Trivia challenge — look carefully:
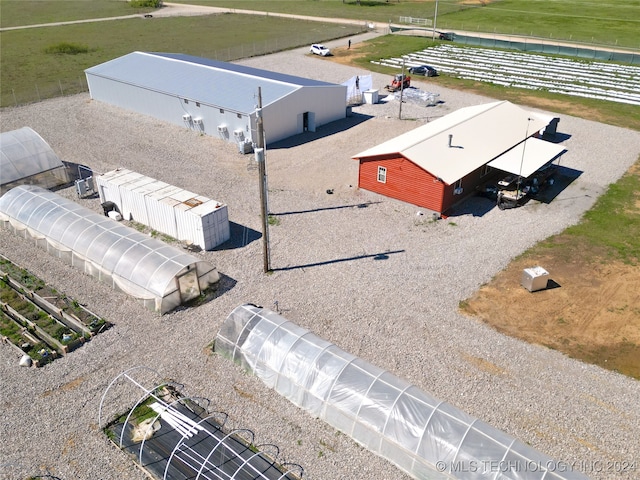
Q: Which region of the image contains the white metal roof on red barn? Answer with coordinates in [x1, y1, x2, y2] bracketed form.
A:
[353, 101, 564, 185]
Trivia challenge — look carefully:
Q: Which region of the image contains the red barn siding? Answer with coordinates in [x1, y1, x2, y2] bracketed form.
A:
[440, 166, 498, 213]
[358, 156, 445, 212]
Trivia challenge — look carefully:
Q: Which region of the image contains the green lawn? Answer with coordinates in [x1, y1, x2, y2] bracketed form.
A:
[0, 0, 154, 28]
[0, 0, 638, 129]
[174, 0, 640, 48]
[0, 13, 364, 106]
[564, 166, 640, 264]
[5, 1, 636, 48]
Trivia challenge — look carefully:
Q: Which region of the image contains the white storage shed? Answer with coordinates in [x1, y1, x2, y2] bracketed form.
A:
[96, 168, 230, 250]
[85, 52, 348, 148]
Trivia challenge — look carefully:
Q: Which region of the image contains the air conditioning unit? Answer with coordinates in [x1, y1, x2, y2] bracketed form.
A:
[75, 176, 94, 197]
[182, 113, 192, 122]
[454, 187, 464, 195]
[217, 125, 227, 133]
[233, 129, 244, 141]
[193, 118, 203, 126]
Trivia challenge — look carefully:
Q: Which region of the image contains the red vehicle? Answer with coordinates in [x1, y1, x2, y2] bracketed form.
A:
[386, 73, 411, 92]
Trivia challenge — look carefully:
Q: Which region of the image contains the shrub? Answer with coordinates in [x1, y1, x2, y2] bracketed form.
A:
[130, 0, 163, 8]
[44, 42, 89, 55]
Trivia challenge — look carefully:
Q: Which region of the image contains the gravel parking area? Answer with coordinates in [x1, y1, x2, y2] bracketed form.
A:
[1, 42, 639, 480]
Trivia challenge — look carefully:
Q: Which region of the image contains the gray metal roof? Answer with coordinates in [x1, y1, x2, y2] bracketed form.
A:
[85, 51, 338, 114]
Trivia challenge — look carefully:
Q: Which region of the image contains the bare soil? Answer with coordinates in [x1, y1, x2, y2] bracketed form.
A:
[461, 252, 640, 379]
[458, 161, 640, 381]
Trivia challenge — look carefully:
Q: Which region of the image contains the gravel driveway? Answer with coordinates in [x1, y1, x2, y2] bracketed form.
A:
[1, 41, 639, 480]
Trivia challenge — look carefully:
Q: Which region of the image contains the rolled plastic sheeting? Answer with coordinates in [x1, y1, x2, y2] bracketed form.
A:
[216, 304, 590, 480]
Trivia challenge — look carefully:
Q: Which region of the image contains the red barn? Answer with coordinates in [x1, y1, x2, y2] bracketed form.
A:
[352, 101, 565, 216]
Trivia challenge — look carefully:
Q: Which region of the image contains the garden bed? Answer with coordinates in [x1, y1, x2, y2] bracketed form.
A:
[0, 254, 111, 367]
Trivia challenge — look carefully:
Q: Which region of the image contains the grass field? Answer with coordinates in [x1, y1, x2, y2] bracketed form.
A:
[0, 0, 153, 28]
[175, 0, 640, 48]
[0, 11, 364, 107]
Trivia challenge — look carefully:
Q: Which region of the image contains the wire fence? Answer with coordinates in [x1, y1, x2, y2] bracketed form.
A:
[390, 24, 640, 65]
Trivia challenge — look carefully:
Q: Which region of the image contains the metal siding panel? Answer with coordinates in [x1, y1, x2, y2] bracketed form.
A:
[87, 55, 344, 146]
[86, 52, 313, 115]
[174, 199, 198, 247]
[146, 185, 181, 237]
[120, 177, 157, 223]
[96, 169, 143, 217]
[95, 174, 122, 207]
[97, 169, 230, 250]
[152, 197, 179, 238]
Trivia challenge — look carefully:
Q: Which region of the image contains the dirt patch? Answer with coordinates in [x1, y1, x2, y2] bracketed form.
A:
[329, 44, 369, 66]
[461, 247, 640, 379]
[517, 95, 609, 124]
[42, 377, 85, 397]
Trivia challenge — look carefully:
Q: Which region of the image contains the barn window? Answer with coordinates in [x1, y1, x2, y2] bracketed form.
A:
[196, 102, 201, 107]
[219, 108, 224, 114]
[237, 113, 242, 119]
[377, 166, 387, 183]
[453, 179, 464, 195]
[184, 99, 189, 104]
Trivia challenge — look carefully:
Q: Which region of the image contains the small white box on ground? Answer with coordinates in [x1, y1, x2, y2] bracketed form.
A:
[521, 266, 549, 292]
[363, 89, 379, 104]
[107, 210, 123, 221]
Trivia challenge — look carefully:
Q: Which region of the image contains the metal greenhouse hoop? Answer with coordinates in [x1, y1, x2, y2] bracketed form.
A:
[101, 367, 306, 480]
[139, 395, 211, 467]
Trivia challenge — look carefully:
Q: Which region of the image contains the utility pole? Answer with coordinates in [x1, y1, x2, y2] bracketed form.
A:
[516, 117, 533, 198]
[398, 58, 406, 120]
[432, 0, 439, 40]
[255, 87, 271, 272]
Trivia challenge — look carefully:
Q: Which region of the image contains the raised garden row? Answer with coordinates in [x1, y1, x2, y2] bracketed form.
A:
[373, 45, 640, 106]
[0, 255, 111, 367]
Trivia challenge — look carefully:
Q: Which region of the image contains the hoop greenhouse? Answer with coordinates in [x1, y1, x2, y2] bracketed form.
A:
[0, 185, 219, 313]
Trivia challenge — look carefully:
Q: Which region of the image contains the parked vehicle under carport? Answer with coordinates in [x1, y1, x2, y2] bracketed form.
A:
[496, 161, 557, 210]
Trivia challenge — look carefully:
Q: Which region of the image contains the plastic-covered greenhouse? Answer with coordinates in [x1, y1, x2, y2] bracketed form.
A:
[0, 185, 219, 313]
[0, 127, 70, 195]
[216, 304, 589, 480]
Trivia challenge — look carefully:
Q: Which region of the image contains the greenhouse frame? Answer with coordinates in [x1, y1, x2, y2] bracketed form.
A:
[99, 366, 305, 480]
[0, 127, 70, 195]
[0, 185, 219, 314]
[215, 304, 590, 480]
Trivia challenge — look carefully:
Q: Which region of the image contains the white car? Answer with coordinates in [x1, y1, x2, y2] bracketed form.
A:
[310, 44, 330, 56]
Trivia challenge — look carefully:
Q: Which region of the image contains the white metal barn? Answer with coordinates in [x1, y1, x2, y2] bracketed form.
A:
[84, 52, 348, 149]
[96, 168, 230, 251]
